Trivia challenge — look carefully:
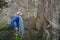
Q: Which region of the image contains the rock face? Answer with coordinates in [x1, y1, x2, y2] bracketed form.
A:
[0, 0, 60, 40]
[37, 0, 60, 40]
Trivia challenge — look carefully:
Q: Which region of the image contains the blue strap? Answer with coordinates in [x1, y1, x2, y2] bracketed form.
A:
[19, 16, 24, 37]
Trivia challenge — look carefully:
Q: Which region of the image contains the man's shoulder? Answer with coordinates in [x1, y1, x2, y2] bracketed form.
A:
[16, 16, 19, 17]
[16, 16, 22, 18]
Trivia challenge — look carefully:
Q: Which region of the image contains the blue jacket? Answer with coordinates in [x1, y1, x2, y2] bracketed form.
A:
[11, 16, 19, 28]
[10, 16, 24, 36]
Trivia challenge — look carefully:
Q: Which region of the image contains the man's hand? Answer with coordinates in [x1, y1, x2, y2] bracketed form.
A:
[15, 27, 18, 30]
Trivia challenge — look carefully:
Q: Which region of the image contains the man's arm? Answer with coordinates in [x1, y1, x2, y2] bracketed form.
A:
[10, 16, 19, 28]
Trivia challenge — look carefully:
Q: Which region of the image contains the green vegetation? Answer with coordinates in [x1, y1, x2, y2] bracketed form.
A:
[0, 24, 15, 40]
[0, 0, 8, 8]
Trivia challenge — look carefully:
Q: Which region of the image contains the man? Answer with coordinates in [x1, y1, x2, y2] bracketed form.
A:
[10, 11, 24, 37]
